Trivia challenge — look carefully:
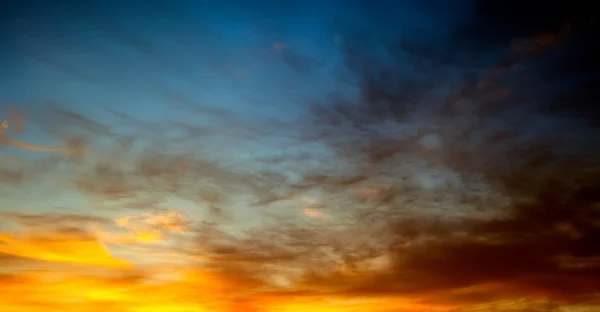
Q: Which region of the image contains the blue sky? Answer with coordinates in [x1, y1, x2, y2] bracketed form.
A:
[0, 0, 460, 215]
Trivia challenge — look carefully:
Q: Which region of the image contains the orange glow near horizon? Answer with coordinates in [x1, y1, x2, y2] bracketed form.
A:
[0, 208, 598, 312]
[0, 211, 454, 312]
[0, 270, 451, 312]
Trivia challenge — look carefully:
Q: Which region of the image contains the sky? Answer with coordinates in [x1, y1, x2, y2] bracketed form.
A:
[1, 0, 599, 311]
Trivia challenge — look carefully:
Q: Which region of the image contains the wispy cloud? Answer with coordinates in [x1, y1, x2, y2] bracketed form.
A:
[1, 0, 599, 311]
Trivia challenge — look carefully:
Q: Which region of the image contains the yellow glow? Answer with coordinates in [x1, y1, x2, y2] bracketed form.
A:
[0, 224, 447, 312]
[0, 233, 130, 268]
[0, 268, 452, 312]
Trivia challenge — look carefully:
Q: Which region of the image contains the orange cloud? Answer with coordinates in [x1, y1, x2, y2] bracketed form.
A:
[1, 110, 84, 156]
[110, 211, 190, 245]
[303, 208, 328, 219]
[116, 211, 189, 233]
[0, 232, 130, 268]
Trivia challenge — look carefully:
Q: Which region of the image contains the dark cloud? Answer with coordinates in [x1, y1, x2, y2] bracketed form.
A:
[260, 0, 600, 306]
[3, 212, 112, 227]
[470, 0, 600, 125]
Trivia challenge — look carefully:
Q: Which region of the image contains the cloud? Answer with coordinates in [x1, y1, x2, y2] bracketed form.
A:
[276, 5, 600, 307]
[109, 210, 191, 245]
[0, 232, 130, 268]
[3, 212, 112, 227]
[115, 211, 189, 233]
[302, 208, 328, 219]
[1, 1, 599, 311]
[0, 212, 129, 268]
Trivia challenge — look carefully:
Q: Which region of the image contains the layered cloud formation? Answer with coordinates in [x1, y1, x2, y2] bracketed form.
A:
[1, 0, 599, 311]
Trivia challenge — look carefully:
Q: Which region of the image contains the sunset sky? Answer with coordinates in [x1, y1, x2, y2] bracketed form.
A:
[1, 1, 599, 311]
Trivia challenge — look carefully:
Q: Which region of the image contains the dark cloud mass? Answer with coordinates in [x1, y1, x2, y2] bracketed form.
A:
[292, 0, 600, 304]
[1, 0, 599, 311]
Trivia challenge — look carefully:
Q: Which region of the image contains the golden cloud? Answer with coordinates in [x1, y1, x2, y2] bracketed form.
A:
[0, 232, 130, 268]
